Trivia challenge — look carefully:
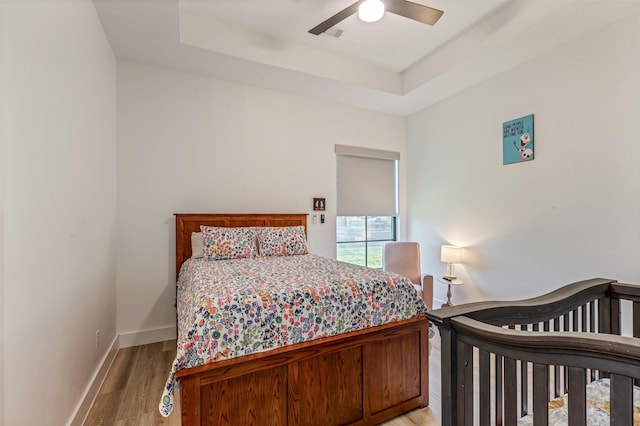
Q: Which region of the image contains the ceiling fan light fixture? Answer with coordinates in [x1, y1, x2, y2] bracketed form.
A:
[358, 0, 385, 23]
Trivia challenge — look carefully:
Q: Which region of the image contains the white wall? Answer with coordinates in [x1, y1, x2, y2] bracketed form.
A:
[1, 1, 117, 425]
[116, 62, 407, 340]
[407, 13, 640, 306]
[0, 11, 4, 426]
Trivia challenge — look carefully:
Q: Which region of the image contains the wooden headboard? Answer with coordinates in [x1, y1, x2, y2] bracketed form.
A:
[174, 213, 308, 277]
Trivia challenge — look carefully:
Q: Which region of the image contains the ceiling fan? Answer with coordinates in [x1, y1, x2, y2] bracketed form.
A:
[308, 0, 444, 35]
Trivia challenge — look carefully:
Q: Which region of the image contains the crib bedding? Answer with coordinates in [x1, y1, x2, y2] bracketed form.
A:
[159, 253, 427, 417]
[518, 378, 640, 426]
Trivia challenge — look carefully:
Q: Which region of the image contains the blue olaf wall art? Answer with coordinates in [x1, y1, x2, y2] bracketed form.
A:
[503, 114, 534, 165]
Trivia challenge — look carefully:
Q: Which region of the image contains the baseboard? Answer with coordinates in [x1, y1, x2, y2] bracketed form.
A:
[68, 326, 176, 425]
[118, 325, 176, 348]
[68, 334, 119, 426]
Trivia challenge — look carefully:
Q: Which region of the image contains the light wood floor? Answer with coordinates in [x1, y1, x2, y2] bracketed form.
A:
[84, 332, 442, 425]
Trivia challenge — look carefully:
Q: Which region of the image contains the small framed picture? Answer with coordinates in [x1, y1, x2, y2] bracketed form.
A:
[503, 114, 534, 165]
[313, 198, 326, 211]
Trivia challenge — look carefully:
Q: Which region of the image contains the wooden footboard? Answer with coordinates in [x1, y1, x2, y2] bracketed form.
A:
[427, 278, 640, 426]
[177, 317, 430, 426]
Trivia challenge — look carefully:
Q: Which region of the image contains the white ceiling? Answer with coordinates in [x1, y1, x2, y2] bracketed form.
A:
[180, 0, 508, 71]
[94, 0, 640, 116]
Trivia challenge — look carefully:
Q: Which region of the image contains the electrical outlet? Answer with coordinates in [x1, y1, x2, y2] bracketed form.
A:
[95, 329, 101, 349]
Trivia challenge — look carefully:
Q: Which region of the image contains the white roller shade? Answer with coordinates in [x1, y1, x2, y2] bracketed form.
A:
[336, 145, 398, 217]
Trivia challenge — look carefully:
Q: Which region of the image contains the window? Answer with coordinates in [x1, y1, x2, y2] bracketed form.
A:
[336, 216, 397, 268]
[335, 145, 399, 268]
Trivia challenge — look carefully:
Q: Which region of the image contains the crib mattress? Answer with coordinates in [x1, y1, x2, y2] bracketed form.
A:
[518, 378, 640, 426]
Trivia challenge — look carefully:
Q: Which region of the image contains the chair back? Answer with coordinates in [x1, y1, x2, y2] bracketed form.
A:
[383, 242, 421, 285]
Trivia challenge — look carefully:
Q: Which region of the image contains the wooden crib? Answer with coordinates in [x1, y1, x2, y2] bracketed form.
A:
[426, 278, 640, 426]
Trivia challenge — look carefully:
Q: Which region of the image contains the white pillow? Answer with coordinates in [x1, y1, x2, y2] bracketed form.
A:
[191, 232, 204, 259]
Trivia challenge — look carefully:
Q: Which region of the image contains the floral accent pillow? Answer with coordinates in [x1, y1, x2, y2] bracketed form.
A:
[200, 226, 258, 260]
[257, 226, 308, 257]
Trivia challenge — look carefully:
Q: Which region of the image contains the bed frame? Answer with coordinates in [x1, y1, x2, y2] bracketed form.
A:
[174, 213, 430, 426]
[426, 278, 640, 426]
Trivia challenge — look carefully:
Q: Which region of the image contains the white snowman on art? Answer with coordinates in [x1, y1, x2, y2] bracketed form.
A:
[514, 133, 533, 161]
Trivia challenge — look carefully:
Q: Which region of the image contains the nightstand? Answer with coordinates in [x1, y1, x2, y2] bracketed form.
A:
[437, 277, 464, 308]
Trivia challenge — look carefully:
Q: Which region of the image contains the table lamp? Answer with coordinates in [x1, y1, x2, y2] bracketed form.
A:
[441, 245, 463, 280]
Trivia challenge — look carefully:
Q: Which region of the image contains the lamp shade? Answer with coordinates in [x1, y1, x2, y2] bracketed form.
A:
[441, 245, 463, 264]
[358, 0, 385, 22]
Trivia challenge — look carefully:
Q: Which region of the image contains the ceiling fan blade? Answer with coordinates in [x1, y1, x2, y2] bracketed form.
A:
[308, 1, 361, 35]
[385, 0, 443, 26]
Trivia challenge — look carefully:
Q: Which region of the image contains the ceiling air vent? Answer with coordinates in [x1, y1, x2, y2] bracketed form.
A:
[324, 28, 344, 38]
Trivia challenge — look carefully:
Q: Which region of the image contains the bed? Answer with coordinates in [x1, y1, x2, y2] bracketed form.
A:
[161, 213, 431, 426]
[426, 278, 640, 426]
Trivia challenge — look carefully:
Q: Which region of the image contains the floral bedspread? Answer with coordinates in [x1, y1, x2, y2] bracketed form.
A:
[159, 254, 427, 416]
[518, 378, 640, 426]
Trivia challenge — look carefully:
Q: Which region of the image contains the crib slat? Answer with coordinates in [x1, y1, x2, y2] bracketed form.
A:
[440, 328, 453, 426]
[599, 298, 612, 380]
[521, 359, 529, 417]
[463, 344, 474, 426]
[600, 296, 611, 334]
[553, 365, 561, 398]
[533, 363, 549, 426]
[581, 305, 595, 390]
[519, 323, 530, 418]
[455, 340, 465, 426]
[504, 357, 517, 425]
[604, 299, 619, 380]
[495, 355, 503, 426]
[479, 349, 490, 426]
[457, 341, 473, 426]
[611, 297, 620, 336]
[563, 314, 570, 393]
[610, 373, 633, 426]
[635, 302, 640, 387]
[553, 318, 561, 397]
[534, 320, 553, 392]
[633, 301, 640, 338]
[567, 367, 586, 426]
